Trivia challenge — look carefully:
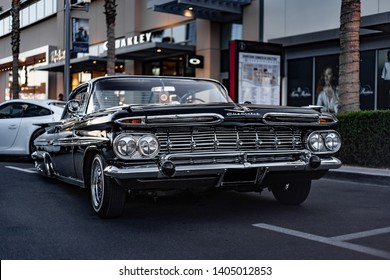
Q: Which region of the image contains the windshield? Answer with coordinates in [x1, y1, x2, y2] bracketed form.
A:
[87, 77, 231, 113]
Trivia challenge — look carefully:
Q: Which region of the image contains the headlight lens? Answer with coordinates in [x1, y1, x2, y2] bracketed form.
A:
[325, 132, 341, 151]
[116, 137, 137, 157]
[307, 130, 341, 153]
[308, 132, 324, 152]
[113, 134, 159, 159]
[139, 135, 159, 157]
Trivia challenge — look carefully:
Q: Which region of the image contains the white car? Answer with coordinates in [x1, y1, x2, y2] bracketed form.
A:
[0, 99, 65, 157]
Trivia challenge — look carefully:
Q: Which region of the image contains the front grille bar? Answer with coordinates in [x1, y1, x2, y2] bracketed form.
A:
[156, 127, 303, 154]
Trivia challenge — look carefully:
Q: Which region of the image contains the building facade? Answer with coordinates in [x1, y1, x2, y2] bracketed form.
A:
[0, 0, 389, 110]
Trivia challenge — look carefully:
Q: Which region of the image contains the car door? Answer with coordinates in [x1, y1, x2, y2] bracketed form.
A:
[50, 85, 90, 181]
[0, 102, 24, 151]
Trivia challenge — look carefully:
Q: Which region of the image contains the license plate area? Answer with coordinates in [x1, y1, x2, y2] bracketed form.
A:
[221, 168, 259, 186]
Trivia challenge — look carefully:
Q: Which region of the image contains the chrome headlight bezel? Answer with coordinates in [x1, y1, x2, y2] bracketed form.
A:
[324, 132, 341, 151]
[138, 135, 159, 158]
[113, 133, 160, 160]
[306, 130, 341, 154]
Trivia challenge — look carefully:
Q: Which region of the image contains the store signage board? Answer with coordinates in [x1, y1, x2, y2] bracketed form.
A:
[229, 40, 283, 105]
[103, 33, 153, 50]
[186, 54, 204, 68]
[72, 18, 89, 53]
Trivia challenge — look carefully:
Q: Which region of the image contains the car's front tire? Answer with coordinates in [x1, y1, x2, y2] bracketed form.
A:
[90, 154, 126, 218]
[270, 180, 311, 205]
[29, 128, 45, 157]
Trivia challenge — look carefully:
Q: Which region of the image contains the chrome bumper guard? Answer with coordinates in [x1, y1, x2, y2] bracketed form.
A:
[104, 150, 342, 180]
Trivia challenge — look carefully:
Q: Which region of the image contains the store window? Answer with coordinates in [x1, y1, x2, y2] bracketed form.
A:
[151, 22, 196, 46]
[6, 60, 48, 100]
[360, 51, 375, 110]
[287, 58, 313, 107]
[287, 51, 378, 111]
[144, 56, 194, 77]
[378, 49, 390, 110]
[0, 0, 57, 37]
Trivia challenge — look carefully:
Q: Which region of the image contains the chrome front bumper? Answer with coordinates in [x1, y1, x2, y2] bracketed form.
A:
[104, 150, 342, 180]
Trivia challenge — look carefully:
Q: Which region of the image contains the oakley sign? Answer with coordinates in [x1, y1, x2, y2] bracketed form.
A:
[187, 55, 204, 68]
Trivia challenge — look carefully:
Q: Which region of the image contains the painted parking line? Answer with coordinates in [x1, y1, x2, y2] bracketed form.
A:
[252, 223, 390, 259]
[329, 226, 390, 242]
[4, 166, 37, 174]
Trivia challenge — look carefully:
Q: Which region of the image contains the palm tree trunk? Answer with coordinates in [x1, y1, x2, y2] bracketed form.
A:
[11, 0, 21, 99]
[104, 0, 117, 76]
[338, 0, 361, 113]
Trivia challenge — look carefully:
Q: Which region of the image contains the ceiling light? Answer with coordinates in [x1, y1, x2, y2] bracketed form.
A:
[183, 8, 193, 18]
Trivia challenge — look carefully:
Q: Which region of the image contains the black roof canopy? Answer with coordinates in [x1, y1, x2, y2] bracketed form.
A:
[149, 0, 252, 23]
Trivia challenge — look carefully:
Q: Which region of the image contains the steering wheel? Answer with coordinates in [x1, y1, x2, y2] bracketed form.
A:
[179, 92, 206, 104]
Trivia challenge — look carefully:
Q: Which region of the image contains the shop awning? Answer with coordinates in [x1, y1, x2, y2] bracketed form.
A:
[149, 0, 251, 23]
[115, 42, 195, 61]
[34, 56, 125, 72]
[361, 11, 390, 33]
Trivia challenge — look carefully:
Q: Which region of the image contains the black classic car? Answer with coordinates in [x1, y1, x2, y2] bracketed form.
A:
[33, 76, 342, 218]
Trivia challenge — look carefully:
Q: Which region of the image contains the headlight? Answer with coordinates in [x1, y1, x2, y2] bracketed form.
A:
[115, 136, 137, 157]
[325, 132, 341, 151]
[307, 130, 341, 153]
[113, 133, 159, 159]
[139, 135, 159, 157]
[308, 132, 324, 152]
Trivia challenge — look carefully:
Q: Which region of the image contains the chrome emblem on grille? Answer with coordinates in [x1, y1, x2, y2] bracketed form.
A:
[225, 106, 260, 116]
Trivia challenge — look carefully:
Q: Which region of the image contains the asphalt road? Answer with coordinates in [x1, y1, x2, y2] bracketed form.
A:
[1, 159, 389, 260]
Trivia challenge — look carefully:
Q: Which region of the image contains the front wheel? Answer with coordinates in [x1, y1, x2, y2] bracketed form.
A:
[270, 180, 311, 205]
[90, 154, 126, 218]
[29, 128, 45, 157]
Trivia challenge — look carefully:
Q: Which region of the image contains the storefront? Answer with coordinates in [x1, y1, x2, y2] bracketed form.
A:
[36, 21, 197, 91]
[271, 11, 390, 110]
[0, 46, 51, 100]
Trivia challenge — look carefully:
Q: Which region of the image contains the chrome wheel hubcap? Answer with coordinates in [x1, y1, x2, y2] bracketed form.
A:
[91, 158, 104, 210]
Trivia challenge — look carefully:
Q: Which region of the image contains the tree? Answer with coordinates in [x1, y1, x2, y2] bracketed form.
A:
[11, 0, 21, 99]
[338, 0, 361, 113]
[104, 0, 117, 76]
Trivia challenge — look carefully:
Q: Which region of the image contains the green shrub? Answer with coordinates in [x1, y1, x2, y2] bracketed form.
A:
[336, 110, 390, 168]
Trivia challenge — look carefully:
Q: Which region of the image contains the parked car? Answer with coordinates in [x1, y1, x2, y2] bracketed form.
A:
[0, 99, 65, 157]
[33, 76, 342, 218]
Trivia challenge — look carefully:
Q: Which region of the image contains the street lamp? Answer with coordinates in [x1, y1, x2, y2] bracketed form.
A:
[64, 0, 70, 101]
[64, 0, 90, 101]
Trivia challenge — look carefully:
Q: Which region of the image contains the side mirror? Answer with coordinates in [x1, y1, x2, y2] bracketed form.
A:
[67, 99, 81, 113]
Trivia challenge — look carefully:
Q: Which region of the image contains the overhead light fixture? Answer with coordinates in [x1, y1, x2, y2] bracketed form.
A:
[183, 7, 194, 18]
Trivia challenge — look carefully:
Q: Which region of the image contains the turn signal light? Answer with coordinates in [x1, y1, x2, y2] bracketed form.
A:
[119, 118, 142, 124]
[319, 117, 333, 123]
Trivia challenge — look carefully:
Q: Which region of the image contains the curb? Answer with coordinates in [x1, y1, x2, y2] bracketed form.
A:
[325, 165, 390, 186]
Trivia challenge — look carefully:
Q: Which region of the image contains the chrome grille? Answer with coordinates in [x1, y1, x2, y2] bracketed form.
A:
[156, 127, 302, 154]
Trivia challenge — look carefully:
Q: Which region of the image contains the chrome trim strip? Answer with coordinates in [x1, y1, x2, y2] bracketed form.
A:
[104, 156, 342, 180]
[147, 113, 224, 122]
[115, 113, 224, 127]
[263, 112, 321, 125]
[160, 150, 308, 163]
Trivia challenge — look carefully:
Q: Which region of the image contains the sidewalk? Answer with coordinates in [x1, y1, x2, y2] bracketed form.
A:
[325, 165, 390, 186]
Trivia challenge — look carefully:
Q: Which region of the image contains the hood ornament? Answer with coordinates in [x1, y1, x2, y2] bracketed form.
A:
[225, 105, 260, 116]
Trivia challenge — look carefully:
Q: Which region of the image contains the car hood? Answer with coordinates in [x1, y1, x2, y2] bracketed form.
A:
[103, 103, 336, 127]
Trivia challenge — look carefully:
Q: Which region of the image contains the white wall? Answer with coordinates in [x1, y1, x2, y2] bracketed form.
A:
[263, 0, 390, 41]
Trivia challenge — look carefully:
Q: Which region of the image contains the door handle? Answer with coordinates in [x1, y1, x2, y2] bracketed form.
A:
[8, 125, 17, 130]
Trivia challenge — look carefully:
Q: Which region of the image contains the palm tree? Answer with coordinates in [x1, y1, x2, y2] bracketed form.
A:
[104, 0, 117, 75]
[338, 0, 361, 113]
[11, 0, 21, 99]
